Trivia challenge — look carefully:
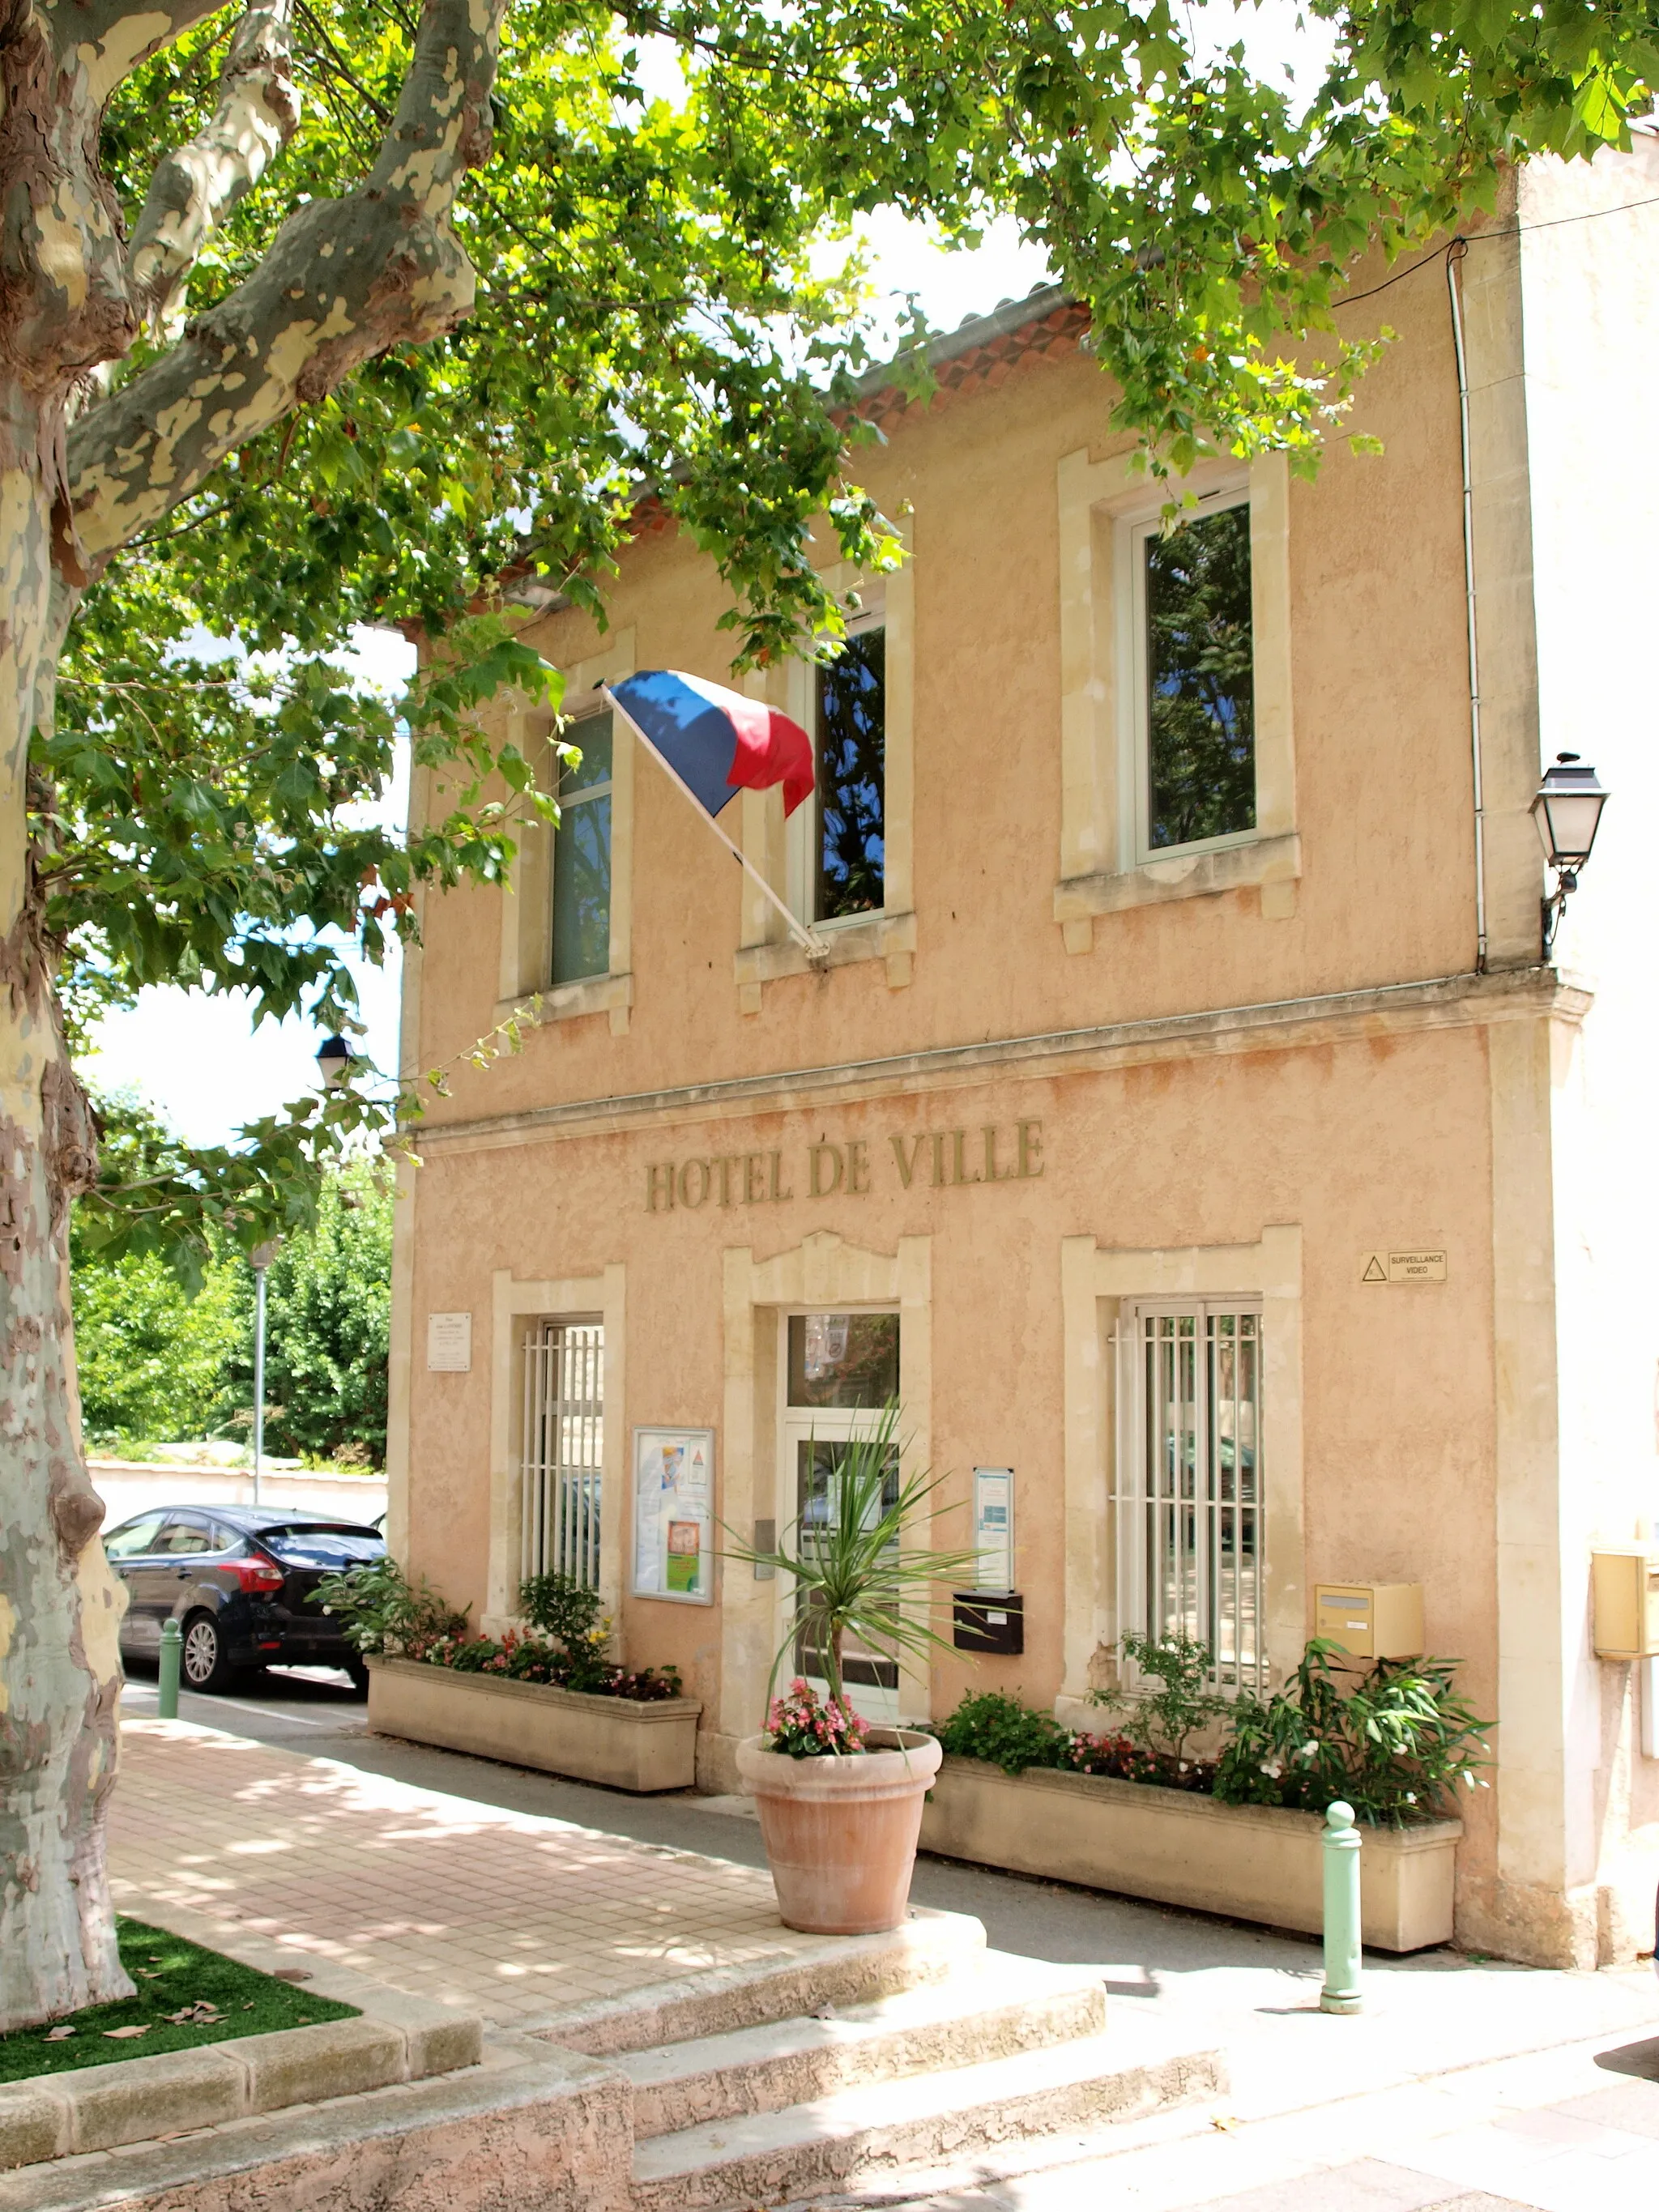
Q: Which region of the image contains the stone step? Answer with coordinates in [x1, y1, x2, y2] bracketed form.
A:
[538, 1907, 985, 2059]
[620, 1952, 1108, 2139]
[630, 2024, 1227, 2212]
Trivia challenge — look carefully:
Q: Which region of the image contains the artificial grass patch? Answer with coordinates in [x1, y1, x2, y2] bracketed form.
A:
[0, 1917, 359, 2083]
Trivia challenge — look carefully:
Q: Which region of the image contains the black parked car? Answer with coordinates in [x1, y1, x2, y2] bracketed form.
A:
[104, 1506, 384, 1692]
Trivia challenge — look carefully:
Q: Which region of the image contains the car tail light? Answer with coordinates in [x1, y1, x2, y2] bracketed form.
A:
[227, 1557, 285, 1595]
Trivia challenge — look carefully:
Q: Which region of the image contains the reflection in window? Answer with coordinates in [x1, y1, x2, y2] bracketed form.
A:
[787, 1312, 899, 1409]
[816, 629, 885, 918]
[794, 1438, 901, 1690]
[552, 713, 613, 986]
[1145, 504, 1255, 850]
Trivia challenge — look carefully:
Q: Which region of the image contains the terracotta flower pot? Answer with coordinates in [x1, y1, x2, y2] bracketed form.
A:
[736, 1727, 944, 1934]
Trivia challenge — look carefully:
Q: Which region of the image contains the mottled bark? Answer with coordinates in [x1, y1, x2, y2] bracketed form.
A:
[0, 0, 506, 2030]
[70, 0, 499, 565]
[128, 0, 301, 339]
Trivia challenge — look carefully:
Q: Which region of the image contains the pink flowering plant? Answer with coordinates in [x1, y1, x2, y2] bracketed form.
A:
[765, 1677, 870, 1759]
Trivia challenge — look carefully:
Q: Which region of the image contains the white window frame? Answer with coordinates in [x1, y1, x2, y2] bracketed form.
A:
[1112, 1297, 1266, 1697]
[519, 1315, 605, 1589]
[1120, 483, 1257, 868]
[549, 701, 616, 987]
[787, 598, 889, 931]
[777, 1305, 903, 1726]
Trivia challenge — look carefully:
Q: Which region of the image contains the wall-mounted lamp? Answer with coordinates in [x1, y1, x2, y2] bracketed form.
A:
[1530, 752, 1609, 959]
[315, 1034, 360, 1089]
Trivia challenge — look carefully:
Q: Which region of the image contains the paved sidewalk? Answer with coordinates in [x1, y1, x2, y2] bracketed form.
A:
[109, 1718, 835, 2027]
[109, 1702, 1659, 2212]
[809, 2027, 1659, 2210]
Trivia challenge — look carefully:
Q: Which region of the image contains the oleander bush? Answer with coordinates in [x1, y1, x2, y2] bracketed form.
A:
[932, 1637, 1490, 1826]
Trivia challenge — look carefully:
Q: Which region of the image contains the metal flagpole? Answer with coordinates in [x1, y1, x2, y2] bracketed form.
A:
[603, 687, 828, 963]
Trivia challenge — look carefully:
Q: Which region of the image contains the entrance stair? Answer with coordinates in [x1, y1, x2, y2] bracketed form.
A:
[540, 1913, 1226, 2212]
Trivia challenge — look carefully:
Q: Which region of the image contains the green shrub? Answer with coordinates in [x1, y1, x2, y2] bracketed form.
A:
[1214, 1638, 1491, 1827]
[313, 1557, 467, 1656]
[933, 1690, 1070, 1776]
[1090, 1630, 1231, 1771]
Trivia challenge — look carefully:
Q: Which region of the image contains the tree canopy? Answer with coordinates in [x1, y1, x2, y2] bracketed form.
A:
[51, 2, 1657, 1280]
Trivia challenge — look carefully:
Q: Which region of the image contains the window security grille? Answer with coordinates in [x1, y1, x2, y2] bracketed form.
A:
[520, 1319, 603, 1588]
[1114, 1305, 1264, 1693]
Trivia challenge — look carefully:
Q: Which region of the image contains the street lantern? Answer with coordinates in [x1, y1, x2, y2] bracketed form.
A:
[1530, 752, 1610, 958]
[315, 1034, 359, 1088]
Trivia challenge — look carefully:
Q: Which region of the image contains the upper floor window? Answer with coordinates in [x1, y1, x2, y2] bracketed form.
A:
[1134, 497, 1255, 855]
[552, 710, 613, 986]
[814, 625, 885, 919]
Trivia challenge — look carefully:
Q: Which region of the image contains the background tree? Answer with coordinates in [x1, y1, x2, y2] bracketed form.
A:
[219, 1164, 393, 1467]
[3, 0, 1653, 2032]
[70, 1110, 390, 1464]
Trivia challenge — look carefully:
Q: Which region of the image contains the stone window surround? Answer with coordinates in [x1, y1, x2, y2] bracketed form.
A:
[733, 556, 917, 1012]
[1056, 1225, 1304, 1728]
[482, 1264, 627, 1637]
[718, 1230, 933, 1736]
[495, 627, 638, 1037]
[1055, 450, 1299, 953]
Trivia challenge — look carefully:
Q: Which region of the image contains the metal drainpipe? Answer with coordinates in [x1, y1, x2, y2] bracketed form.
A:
[1445, 239, 1490, 974]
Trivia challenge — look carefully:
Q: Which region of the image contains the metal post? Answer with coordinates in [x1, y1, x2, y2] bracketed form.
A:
[1320, 1800, 1363, 2014]
[158, 1618, 181, 1719]
[253, 1264, 267, 1508]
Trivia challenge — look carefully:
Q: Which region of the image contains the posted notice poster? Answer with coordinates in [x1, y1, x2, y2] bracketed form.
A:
[632, 1428, 714, 1605]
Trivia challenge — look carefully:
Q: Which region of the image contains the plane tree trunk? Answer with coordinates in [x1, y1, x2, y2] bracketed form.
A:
[0, 0, 504, 2031]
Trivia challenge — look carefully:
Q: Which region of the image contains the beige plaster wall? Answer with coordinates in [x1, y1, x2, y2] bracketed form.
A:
[393, 152, 1659, 1966]
[409, 226, 1506, 1141]
[403, 1004, 1517, 1913]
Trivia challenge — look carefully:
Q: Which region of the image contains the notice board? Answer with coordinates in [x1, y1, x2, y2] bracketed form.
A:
[632, 1427, 714, 1604]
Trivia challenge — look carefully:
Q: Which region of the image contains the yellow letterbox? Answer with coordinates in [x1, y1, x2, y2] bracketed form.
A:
[1312, 1582, 1425, 1663]
[1590, 1549, 1659, 1660]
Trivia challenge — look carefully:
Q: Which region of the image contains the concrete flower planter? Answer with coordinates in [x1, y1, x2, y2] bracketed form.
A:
[368, 1656, 702, 1792]
[919, 1756, 1461, 1952]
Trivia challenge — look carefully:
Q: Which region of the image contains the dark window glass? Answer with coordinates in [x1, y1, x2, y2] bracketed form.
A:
[157, 1517, 215, 1555]
[104, 1514, 166, 1559]
[259, 1526, 386, 1566]
[787, 1312, 900, 1409]
[794, 1438, 900, 1690]
[816, 629, 885, 919]
[552, 711, 613, 985]
[1145, 504, 1255, 850]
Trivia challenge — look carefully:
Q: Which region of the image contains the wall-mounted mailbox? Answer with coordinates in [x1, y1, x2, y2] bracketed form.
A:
[1313, 1582, 1424, 1663]
[1591, 1549, 1659, 1660]
[953, 1592, 1024, 1656]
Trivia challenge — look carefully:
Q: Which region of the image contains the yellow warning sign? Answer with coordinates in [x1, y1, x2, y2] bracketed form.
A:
[1361, 1250, 1448, 1285]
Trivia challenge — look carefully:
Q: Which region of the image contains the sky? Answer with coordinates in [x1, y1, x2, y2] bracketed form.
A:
[82, 2, 1336, 1149]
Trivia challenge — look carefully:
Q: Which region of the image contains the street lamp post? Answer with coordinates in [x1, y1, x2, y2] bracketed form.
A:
[249, 1238, 282, 1505]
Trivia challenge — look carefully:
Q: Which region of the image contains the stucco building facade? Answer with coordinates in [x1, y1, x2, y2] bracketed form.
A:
[387, 147, 1659, 1970]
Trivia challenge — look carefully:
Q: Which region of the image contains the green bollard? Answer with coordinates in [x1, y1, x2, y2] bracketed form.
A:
[157, 1617, 182, 1720]
[1320, 1800, 1363, 2014]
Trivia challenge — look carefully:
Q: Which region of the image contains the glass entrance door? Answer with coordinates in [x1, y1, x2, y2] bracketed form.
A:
[781, 1311, 901, 1725]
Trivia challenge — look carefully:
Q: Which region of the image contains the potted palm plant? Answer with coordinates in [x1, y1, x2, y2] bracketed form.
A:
[727, 1406, 981, 1935]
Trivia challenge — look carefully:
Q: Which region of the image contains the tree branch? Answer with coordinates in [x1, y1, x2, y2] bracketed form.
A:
[65, 0, 503, 568]
[43, 0, 231, 100]
[128, 0, 302, 340]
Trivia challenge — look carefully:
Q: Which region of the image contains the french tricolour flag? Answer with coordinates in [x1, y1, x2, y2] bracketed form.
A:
[609, 671, 814, 820]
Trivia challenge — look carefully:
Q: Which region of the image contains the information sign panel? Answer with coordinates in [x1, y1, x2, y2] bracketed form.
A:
[632, 1427, 715, 1605]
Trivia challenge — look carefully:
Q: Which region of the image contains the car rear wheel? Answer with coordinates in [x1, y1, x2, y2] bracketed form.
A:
[180, 1612, 236, 1692]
